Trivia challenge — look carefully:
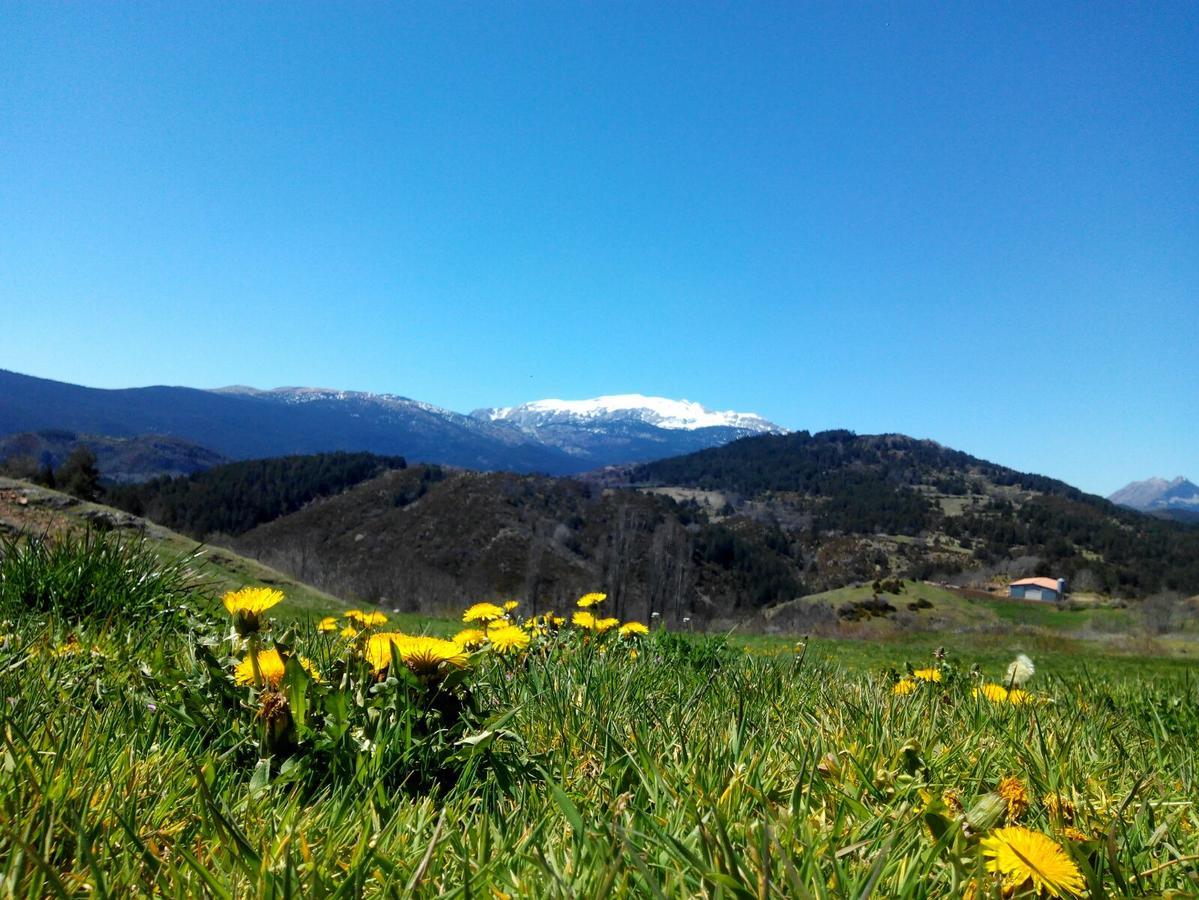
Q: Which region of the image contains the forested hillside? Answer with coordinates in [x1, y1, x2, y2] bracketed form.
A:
[632, 431, 1199, 596]
[107, 452, 407, 538]
[232, 466, 802, 624]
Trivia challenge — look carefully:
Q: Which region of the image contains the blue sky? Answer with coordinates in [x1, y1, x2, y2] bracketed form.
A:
[1, 2, 1195, 495]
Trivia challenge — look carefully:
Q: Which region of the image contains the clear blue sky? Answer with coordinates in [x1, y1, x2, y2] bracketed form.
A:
[2, 2, 1195, 495]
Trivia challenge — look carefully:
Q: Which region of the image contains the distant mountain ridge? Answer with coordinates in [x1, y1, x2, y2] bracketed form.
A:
[1109, 476, 1199, 513]
[0, 430, 227, 482]
[0, 370, 778, 475]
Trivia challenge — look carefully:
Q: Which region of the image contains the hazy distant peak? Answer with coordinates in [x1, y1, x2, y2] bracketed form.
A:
[1110, 476, 1199, 511]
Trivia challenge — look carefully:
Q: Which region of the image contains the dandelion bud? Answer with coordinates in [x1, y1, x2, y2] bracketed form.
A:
[965, 793, 1007, 834]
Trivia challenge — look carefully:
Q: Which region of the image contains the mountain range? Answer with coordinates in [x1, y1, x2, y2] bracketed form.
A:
[0, 370, 781, 480]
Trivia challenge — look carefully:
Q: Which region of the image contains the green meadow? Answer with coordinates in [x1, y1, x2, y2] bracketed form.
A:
[1, 531, 1196, 897]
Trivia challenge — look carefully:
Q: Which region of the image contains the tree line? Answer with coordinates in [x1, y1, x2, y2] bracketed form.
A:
[105, 452, 407, 538]
[1, 446, 104, 501]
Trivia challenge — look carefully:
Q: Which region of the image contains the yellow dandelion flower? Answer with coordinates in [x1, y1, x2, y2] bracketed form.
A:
[975, 683, 1011, 703]
[980, 826, 1084, 898]
[893, 678, 918, 696]
[233, 648, 318, 688]
[223, 586, 284, 617]
[549, 615, 566, 627]
[340, 625, 359, 639]
[394, 635, 469, 675]
[463, 602, 505, 623]
[453, 628, 488, 650]
[222, 586, 284, 634]
[619, 621, 649, 637]
[572, 611, 596, 630]
[1006, 687, 1033, 705]
[576, 592, 606, 608]
[317, 616, 339, 632]
[998, 776, 1029, 821]
[593, 617, 619, 634]
[629, 648, 639, 660]
[344, 609, 388, 628]
[503, 600, 520, 612]
[488, 625, 531, 654]
[364, 632, 408, 674]
[912, 667, 942, 682]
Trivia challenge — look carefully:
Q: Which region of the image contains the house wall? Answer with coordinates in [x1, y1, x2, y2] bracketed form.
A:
[1008, 585, 1059, 602]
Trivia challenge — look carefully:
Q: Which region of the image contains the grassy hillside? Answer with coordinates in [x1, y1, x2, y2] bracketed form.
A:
[0, 476, 347, 619]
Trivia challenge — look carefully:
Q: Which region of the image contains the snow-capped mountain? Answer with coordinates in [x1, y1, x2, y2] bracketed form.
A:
[472, 394, 784, 464]
[1110, 477, 1199, 514]
[477, 394, 782, 434]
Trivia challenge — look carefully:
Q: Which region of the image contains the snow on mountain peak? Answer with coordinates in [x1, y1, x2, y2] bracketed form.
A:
[481, 394, 784, 433]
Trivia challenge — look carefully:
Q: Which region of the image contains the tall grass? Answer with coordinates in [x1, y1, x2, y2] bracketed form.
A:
[0, 529, 198, 625]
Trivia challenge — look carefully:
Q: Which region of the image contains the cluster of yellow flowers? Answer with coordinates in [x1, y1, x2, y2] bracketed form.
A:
[316, 607, 389, 639]
[892, 666, 943, 695]
[452, 592, 649, 656]
[889, 662, 1042, 707]
[221, 586, 653, 691]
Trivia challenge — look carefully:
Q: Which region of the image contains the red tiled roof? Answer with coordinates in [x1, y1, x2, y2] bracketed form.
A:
[1010, 577, 1061, 591]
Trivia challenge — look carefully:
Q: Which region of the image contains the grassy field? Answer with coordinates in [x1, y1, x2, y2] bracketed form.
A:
[1, 530, 1197, 897]
[761, 580, 1164, 653]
